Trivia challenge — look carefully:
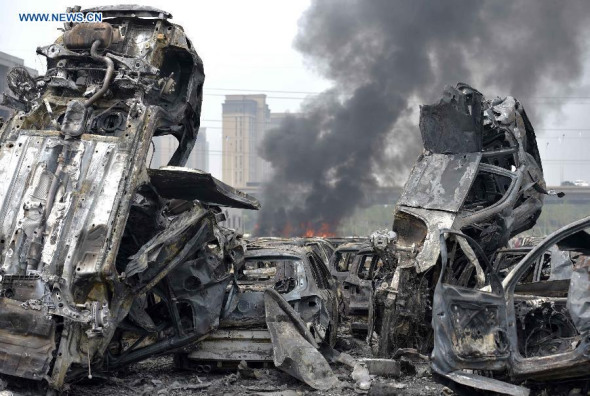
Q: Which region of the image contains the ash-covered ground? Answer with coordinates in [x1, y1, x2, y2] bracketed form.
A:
[0, 321, 445, 396]
[66, 325, 446, 396]
[2, 324, 587, 395]
[67, 357, 443, 396]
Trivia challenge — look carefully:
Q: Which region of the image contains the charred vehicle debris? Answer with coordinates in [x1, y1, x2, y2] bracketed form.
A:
[371, 83, 549, 360]
[0, 4, 264, 393]
[180, 243, 340, 390]
[331, 241, 385, 336]
[432, 216, 590, 395]
[0, 5, 588, 394]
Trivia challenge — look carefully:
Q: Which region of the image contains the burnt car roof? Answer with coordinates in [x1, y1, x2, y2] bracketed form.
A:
[248, 238, 332, 253]
[253, 237, 300, 243]
[82, 5, 172, 19]
[325, 237, 368, 244]
[245, 245, 312, 258]
[334, 242, 370, 252]
[303, 237, 334, 244]
[252, 237, 331, 244]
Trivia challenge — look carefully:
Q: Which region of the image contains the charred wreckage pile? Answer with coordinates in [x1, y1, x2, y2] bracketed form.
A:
[0, 5, 589, 396]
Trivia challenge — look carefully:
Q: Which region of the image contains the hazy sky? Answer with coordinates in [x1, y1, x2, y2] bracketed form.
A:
[0, 0, 331, 179]
[0, 1, 589, 185]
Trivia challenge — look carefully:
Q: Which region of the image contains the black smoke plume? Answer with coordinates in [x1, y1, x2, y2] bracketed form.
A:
[256, 0, 590, 236]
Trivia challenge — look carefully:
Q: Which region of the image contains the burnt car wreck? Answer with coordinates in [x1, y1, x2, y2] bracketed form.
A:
[0, 5, 260, 392]
[432, 216, 590, 395]
[354, 84, 590, 394]
[178, 243, 340, 390]
[1, 5, 588, 394]
[371, 83, 549, 358]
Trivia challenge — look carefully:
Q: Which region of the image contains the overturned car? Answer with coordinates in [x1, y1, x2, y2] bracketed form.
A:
[371, 83, 550, 357]
[0, 5, 258, 391]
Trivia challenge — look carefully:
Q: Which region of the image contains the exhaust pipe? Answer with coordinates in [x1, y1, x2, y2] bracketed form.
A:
[85, 40, 114, 107]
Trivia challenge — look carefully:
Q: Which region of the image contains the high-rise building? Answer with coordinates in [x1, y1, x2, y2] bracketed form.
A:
[0, 51, 38, 119]
[221, 94, 271, 189]
[150, 127, 209, 171]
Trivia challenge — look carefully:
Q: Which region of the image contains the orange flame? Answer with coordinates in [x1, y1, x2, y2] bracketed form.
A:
[270, 221, 337, 237]
[281, 222, 294, 237]
[302, 222, 336, 238]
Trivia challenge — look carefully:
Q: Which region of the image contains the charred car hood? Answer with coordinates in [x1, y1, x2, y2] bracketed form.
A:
[398, 152, 481, 213]
[148, 166, 260, 210]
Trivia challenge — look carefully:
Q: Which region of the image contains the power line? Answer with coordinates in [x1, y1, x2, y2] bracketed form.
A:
[204, 87, 590, 100]
[199, 124, 590, 133]
[201, 119, 590, 129]
[205, 88, 320, 95]
[537, 128, 590, 131]
[204, 93, 590, 105]
[204, 93, 310, 100]
[524, 96, 590, 99]
[543, 159, 590, 163]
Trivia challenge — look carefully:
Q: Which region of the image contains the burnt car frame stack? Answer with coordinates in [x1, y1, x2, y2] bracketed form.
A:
[0, 5, 588, 396]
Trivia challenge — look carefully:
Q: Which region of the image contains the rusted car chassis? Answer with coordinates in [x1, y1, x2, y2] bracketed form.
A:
[0, 6, 258, 391]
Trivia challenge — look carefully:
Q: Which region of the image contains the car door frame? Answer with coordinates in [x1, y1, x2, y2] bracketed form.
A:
[342, 250, 376, 316]
[434, 217, 590, 381]
[431, 229, 510, 375]
[502, 216, 590, 380]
